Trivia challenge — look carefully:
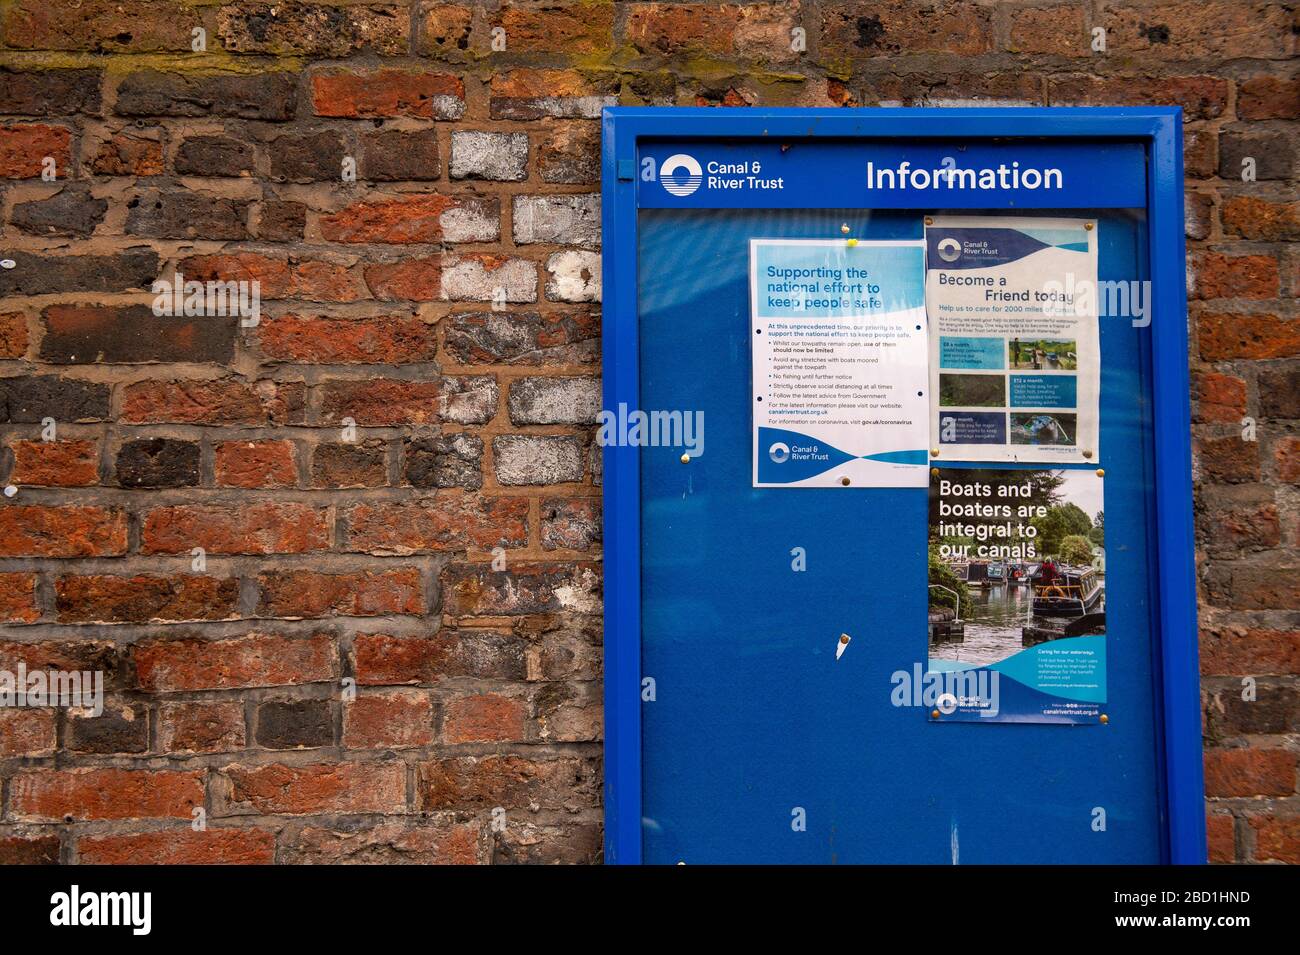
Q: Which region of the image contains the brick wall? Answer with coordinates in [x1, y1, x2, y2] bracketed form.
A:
[0, 1, 1293, 865]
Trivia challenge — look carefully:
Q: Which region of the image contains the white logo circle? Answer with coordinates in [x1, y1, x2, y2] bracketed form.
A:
[768, 442, 790, 463]
[936, 692, 958, 714]
[937, 237, 962, 262]
[660, 154, 703, 197]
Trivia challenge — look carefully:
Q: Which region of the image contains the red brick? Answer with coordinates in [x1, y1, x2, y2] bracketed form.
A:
[1196, 372, 1246, 423]
[214, 439, 298, 488]
[257, 569, 424, 618]
[0, 708, 56, 756]
[136, 633, 335, 692]
[419, 754, 598, 810]
[1276, 436, 1300, 484]
[0, 835, 59, 864]
[364, 256, 441, 301]
[0, 123, 71, 178]
[820, 2, 993, 59]
[311, 69, 464, 118]
[9, 437, 98, 487]
[442, 561, 601, 616]
[1201, 627, 1300, 676]
[281, 820, 480, 863]
[317, 378, 444, 426]
[1192, 251, 1280, 300]
[1198, 312, 1298, 360]
[56, 574, 239, 623]
[1249, 814, 1300, 863]
[1221, 196, 1300, 242]
[77, 828, 275, 864]
[259, 314, 437, 364]
[345, 498, 529, 554]
[1007, 5, 1087, 56]
[1206, 813, 1235, 863]
[443, 693, 526, 743]
[1204, 749, 1295, 797]
[353, 630, 525, 685]
[489, 69, 617, 120]
[1203, 559, 1300, 610]
[219, 762, 406, 815]
[1049, 74, 1228, 120]
[0, 572, 39, 623]
[10, 768, 203, 821]
[1238, 75, 1300, 120]
[122, 378, 305, 425]
[1197, 435, 1260, 483]
[179, 252, 366, 302]
[0, 311, 30, 357]
[320, 194, 457, 244]
[157, 701, 247, 753]
[2, 0, 194, 52]
[344, 691, 435, 748]
[141, 502, 329, 555]
[1106, 2, 1292, 60]
[0, 504, 126, 557]
[91, 131, 164, 175]
[496, 0, 615, 55]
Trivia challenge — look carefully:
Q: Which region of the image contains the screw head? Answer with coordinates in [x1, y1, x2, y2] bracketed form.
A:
[931, 708, 941, 719]
[680, 453, 690, 464]
[1099, 714, 1109, 724]
[1082, 449, 1093, 459]
[930, 448, 940, 457]
[1096, 468, 1105, 477]
[840, 476, 851, 486]
[1085, 222, 1094, 231]
[840, 223, 850, 234]
[924, 216, 934, 226]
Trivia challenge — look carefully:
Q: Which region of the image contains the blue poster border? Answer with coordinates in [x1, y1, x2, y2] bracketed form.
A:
[601, 107, 1201, 865]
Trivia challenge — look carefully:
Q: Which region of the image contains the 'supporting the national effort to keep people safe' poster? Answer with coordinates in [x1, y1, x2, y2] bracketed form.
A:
[923, 216, 1100, 465]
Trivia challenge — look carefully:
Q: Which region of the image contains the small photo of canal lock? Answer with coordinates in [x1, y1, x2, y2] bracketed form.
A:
[928, 467, 1105, 668]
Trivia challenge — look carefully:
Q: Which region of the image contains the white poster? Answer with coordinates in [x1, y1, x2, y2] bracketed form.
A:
[750, 238, 928, 488]
[924, 216, 1100, 464]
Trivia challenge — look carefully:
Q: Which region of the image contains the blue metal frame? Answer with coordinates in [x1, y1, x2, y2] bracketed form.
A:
[601, 107, 1204, 865]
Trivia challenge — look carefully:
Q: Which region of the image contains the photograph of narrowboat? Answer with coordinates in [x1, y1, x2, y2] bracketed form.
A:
[1031, 565, 1104, 617]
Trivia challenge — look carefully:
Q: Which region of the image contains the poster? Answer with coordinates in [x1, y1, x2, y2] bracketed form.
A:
[924, 216, 1100, 464]
[925, 466, 1106, 723]
[750, 238, 928, 488]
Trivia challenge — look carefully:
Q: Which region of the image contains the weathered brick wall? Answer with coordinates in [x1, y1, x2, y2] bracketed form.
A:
[0, 1, 1293, 864]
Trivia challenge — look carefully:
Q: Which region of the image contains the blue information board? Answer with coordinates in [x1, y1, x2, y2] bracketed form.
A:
[601, 109, 1202, 865]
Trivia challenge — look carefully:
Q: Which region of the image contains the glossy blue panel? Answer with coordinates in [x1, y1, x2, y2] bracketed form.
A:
[636, 207, 1161, 863]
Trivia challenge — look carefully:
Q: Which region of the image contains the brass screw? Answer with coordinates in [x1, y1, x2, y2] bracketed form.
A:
[1085, 222, 1094, 231]
[931, 448, 940, 457]
[931, 467, 940, 478]
[931, 708, 941, 719]
[839, 634, 850, 645]
[924, 216, 934, 226]
[680, 453, 690, 464]
[840, 223, 850, 234]
[1099, 714, 1109, 724]
[1082, 449, 1093, 459]
[1096, 468, 1105, 478]
[841, 476, 851, 486]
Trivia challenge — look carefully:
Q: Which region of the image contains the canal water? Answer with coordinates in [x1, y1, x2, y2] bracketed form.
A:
[930, 581, 1107, 668]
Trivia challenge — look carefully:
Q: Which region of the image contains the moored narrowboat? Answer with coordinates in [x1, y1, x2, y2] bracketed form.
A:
[1032, 566, 1104, 618]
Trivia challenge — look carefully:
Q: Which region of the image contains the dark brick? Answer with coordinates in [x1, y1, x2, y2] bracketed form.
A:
[126, 190, 250, 240]
[257, 200, 306, 240]
[0, 68, 102, 116]
[10, 183, 107, 237]
[268, 129, 346, 182]
[115, 71, 298, 121]
[0, 376, 110, 423]
[0, 250, 159, 296]
[116, 438, 200, 488]
[1259, 365, 1300, 419]
[174, 135, 257, 177]
[312, 440, 388, 488]
[1219, 129, 1296, 182]
[218, 3, 409, 57]
[254, 699, 334, 749]
[66, 703, 149, 754]
[404, 434, 482, 489]
[41, 305, 236, 364]
[360, 129, 440, 181]
[1206, 683, 1300, 737]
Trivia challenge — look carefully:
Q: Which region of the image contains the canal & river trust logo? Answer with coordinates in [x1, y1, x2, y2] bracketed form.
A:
[660, 153, 703, 196]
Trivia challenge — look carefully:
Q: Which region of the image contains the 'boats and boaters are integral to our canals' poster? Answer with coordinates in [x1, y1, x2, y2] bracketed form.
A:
[924, 466, 1107, 724]
[924, 216, 1100, 465]
[750, 238, 929, 488]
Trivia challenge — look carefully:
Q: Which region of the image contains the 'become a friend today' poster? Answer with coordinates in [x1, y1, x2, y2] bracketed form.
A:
[924, 216, 1100, 465]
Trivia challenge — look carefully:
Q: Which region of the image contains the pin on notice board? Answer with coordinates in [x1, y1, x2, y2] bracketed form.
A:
[836, 634, 851, 660]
